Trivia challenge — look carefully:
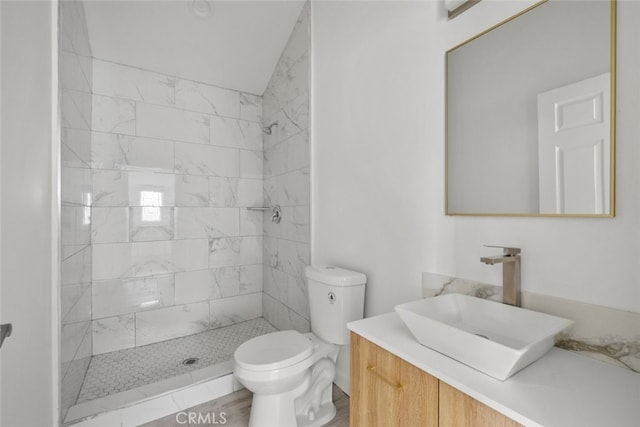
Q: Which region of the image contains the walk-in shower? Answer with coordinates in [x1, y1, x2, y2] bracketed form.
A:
[59, 0, 311, 424]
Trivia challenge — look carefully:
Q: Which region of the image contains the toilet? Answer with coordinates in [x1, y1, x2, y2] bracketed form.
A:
[233, 265, 366, 427]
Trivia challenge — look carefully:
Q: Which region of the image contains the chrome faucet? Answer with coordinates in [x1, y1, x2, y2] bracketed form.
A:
[480, 246, 521, 307]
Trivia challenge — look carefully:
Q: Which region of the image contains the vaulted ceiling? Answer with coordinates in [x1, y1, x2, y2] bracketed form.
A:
[83, 0, 306, 95]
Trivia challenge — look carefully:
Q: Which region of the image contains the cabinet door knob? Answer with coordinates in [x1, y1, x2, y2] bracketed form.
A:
[367, 365, 404, 390]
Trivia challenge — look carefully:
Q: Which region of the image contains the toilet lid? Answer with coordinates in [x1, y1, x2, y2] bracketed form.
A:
[234, 330, 313, 371]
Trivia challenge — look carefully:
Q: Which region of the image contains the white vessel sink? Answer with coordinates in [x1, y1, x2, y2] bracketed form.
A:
[394, 294, 573, 380]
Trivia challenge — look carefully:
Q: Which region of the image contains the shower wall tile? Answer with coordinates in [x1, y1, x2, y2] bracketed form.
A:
[264, 265, 288, 304]
[263, 176, 277, 207]
[263, 293, 309, 334]
[240, 93, 262, 123]
[93, 314, 135, 354]
[205, 235, 261, 268]
[91, 132, 174, 172]
[241, 236, 263, 265]
[62, 89, 92, 130]
[130, 207, 175, 242]
[175, 175, 210, 207]
[237, 178, 264, 207]
[90, 59, 267, 353]
[62, 206, 91, 245]
[175, 78, 240, 118]
[264, 142, 288, 178]
[62, 127, 92, 168]
[61, 354, 91, 419]
[287, 130, 310, 171]
[62, 143, 86, 170]
[62, 283, 92, 324]
[62, 321, 92, 363]
[59, 0, 92, 57]
[174, 142, 239, 177]
[61, 50, 91, 93]
[261, 2, 310, 324]
[62, 166, 92, 206]
[240, 209, 263, 236]
[92, 207, 129, 244]
[276, 168, 310, 206]
[92, 239, 209, 280]
[208, 237, 241, 268]
[92, 170, 176, 207]
[174, 267, 240, 305]
[263, 236, 279, 269]
[62, 244, 92, 286]
[208, 177, 238, 208]
[282, 205, 310, 243]
[93, 59, 175, 106]
[92, 275, 175, 319]
[210, 293, 262, 329]
[91, 170, 130, 207]
[239, 149, 263, 179]
[135, 302, 210, 346]
[60, 1, 93, 414]
[210, 116, 262, 150]
[278, 240, 310, 278]
[92, 94, 135, 135]
[136, 102, 209, 144]
[287, 274, 310, 320]
[174, 207, 239, 239]
[240, 264, 263, 294]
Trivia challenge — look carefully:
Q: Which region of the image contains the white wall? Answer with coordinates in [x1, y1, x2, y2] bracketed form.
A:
[1, 1, 58, 425]
[312, 0, 640, 316]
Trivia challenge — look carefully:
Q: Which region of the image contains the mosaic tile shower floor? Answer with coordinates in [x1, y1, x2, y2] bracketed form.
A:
[77, 318, 277, 403]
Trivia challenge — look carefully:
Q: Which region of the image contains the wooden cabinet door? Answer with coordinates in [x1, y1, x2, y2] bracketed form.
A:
[350, 333, 438, 427]
[439, 381, 521, 427]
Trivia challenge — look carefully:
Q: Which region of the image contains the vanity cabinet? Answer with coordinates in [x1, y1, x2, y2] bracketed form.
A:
[439, 381, 520, 427]
[350, 333, 521, 427]
[350, 332, 438, 426]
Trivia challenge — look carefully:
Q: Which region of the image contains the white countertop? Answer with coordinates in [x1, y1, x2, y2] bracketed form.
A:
[348, 312, 640, 427]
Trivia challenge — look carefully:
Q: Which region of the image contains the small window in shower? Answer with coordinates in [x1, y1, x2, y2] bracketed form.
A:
[140, 191, 163, 222]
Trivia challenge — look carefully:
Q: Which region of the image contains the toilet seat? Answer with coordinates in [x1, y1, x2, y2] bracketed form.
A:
[234, 330, 314, 372]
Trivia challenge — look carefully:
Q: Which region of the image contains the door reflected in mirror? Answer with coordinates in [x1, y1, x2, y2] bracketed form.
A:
[446, 0, 616, 216]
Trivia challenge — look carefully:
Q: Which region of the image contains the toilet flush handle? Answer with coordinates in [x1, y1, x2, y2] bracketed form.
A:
[328, 292, 336, 304]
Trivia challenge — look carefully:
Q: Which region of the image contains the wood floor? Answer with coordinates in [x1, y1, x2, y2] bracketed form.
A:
[142, 384, 349, 427]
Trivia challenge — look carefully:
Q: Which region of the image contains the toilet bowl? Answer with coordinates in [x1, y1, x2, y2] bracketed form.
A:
[233, 265, 367, 427]
[234, 331, 338, 427]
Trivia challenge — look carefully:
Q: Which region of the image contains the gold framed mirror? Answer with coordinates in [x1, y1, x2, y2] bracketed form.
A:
[446, 0, 616, 217]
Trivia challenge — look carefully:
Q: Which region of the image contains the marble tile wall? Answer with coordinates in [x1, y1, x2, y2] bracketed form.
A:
[262, 3, 311, 332]
[421, 272, 640, 374]
[90, 58, 264, 355]
[59, 0, 94, 419]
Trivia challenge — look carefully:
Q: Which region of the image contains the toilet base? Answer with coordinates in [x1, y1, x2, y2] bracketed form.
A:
[249, 391, 298, 427]
[247, 388, 337, 427]
[245, 355, 338, 427]
[297, 402, 336, 427]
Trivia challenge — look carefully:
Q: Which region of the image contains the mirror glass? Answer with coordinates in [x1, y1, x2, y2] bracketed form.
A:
[446, 0, 615, 216]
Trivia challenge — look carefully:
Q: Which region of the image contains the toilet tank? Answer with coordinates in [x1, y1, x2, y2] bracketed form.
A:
[305, 265, 366, 345]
